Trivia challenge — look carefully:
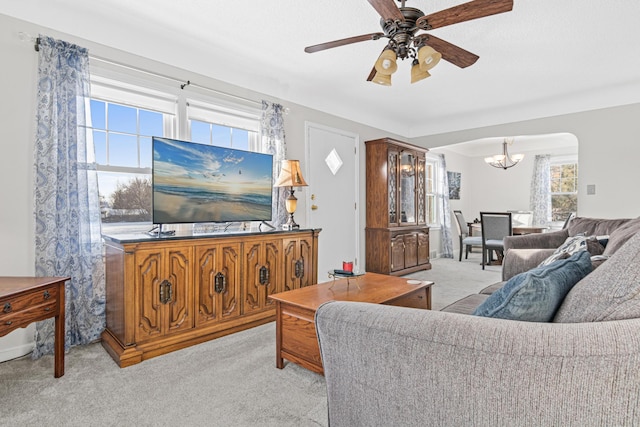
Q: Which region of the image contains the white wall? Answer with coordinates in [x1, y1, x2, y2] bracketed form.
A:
[412, 106, 640, 219]
[431, 137, 578, 256]
[435, 138, 578, 216]
[0, 14, 40, 359]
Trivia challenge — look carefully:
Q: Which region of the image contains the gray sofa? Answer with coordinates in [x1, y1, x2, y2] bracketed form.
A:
[315, 221, 640, 426]
[502, 216, 640, 280]
[442, 216, 640, 314]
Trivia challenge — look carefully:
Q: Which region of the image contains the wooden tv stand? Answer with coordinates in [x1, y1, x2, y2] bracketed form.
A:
[101, 229, 320, 367]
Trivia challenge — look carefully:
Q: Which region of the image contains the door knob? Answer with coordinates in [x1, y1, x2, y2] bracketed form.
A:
[311, 204, 318, 210]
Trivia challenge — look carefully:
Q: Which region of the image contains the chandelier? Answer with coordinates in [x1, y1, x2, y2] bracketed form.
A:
[370, 4, 442, 85]
[484, 138, 524, 170]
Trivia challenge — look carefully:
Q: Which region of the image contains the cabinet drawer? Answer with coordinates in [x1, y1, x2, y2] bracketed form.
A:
[0, 301, 59, 335]
[0, 285, 58, 314]
[385, 289, 429, 309]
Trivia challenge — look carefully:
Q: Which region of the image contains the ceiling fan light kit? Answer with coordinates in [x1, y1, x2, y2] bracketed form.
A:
[417, 45, 442, 71]
[374, 49, 398, 75]
[411, 60, 431, 83]
[304, 0, 514, 86]
[371, 72, 393, 86]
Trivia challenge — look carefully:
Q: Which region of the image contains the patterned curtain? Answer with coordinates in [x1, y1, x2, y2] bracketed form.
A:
[530, 154, 552, 226]
[436, 154, 454, 258]
[33, 36, 105, 357]
[260, 101, 288, 228]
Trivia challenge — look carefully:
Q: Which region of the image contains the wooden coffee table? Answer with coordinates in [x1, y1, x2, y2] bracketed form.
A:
[269, 272, 433, 374]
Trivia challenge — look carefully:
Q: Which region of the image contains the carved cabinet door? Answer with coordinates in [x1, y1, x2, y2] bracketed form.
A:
[134, 246, 193, 343]
[282, 237, 313, 292]
[417, 230, 430, 265]
[243, 239, 282, 315]
[195, 242, 241, 326]
[390, 234, 406, 272]
[403, 233, 418, 268]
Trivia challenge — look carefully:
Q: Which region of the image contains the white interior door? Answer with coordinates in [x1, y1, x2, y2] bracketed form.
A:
[305, 123, 359, 283]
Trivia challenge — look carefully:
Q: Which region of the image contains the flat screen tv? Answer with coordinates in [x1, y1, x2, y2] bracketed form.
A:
[152, 137, 273, 225]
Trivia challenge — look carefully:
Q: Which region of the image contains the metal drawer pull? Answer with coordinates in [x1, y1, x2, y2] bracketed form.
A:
[5, 321, 12, 326]
[3, 303, 11, 313]
[44, 307, 51, 312]
[159, 280, 173, 304]
[295, 259, 305, 279]
[259, 266, 270, 285]
[43, 290, 51, 300]
[214, 272, 226, 294]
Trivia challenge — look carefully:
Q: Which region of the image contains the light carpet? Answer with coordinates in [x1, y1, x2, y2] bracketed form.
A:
[0, 255, 500, 426]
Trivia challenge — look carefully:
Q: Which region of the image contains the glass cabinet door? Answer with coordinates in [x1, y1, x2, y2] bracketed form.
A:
[388, 150, 399, 225]
[416, 157, 426, 224]
[399, 151, 416, 224]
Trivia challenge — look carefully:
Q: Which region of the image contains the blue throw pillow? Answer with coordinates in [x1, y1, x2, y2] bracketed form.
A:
[473, 251, 593, 322]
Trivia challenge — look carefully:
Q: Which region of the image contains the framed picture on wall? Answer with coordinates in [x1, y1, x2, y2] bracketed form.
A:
[447, 171, 461, 200]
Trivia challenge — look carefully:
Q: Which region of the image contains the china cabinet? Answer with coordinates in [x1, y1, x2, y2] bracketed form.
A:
[365, 138, 431, 275]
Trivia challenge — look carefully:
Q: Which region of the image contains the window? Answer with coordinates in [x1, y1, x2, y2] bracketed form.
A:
[187, 100, 259, 151]
[90, 99, 168, 232]
[550, 161, 578, 222]
[89, 75, 260, 233]
[425, 158, 438, 225]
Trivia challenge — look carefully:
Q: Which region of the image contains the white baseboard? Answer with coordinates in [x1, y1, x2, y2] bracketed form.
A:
[0, 326, 35, 362]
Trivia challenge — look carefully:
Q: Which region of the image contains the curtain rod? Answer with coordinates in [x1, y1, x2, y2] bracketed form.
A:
[26, 32, 263, 108]
[89, 56, 262, 107]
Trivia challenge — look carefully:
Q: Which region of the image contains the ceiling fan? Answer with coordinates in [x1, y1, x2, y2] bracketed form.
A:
[304, 0, 514, 85]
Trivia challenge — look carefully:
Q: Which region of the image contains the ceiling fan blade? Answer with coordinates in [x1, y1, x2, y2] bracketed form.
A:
[417, 34, 479, 68]
[416, 0, 513, 30]
[366, 65, 377, 82]
[367, 0, 405, 22]
[305, 32, 385, 53]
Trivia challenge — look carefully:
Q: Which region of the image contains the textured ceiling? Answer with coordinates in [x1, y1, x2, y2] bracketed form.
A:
[3, 0, 640, 138]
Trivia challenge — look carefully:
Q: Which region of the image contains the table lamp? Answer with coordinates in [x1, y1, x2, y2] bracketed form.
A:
[274, 159, 308, 230]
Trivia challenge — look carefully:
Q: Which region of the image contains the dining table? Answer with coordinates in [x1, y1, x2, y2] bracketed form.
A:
[468, 223, 547, 236]
[468, 223, 548, 265]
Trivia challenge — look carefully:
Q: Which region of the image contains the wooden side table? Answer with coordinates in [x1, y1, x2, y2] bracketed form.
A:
[0, 276, 68, 377]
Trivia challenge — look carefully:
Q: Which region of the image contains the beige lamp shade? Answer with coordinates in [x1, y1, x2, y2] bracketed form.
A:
[411, 61, 431, 83]
[371, 71, 392, 86]
[374, 49, 398, 76]
[417, 45, 442, 71]
[274, 159, 308, 187]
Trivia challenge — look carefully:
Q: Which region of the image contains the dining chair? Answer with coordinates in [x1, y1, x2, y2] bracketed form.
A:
[453, 210, 483, 262]
[562, 212, 576, 229]
[480, 212, 513, 270]
[509, 210, 533, 227]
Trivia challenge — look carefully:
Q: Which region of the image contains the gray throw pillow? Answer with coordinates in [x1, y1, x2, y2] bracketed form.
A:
[554, 230, 640, 323]
[538, 235, 605, 267]
[473, 251, 592, 322]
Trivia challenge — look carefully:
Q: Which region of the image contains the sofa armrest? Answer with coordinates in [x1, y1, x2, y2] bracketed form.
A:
[503, 229, 568, 251]
[316, 301, 640, 427]
[501, 248, 555, 281]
